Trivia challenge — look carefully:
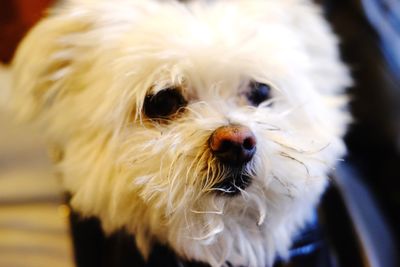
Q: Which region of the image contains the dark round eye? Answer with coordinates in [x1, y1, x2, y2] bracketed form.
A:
[144, 88, 187, 119]
[247, 81, 272, 106]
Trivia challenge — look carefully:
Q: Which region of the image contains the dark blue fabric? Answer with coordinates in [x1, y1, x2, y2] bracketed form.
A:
[273, 211, 337, 267]
[361, 0, 400, 80]
[286, 212, 321, 259]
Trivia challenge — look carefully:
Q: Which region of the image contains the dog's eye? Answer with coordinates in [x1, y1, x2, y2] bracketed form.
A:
[247, 82, 272, 106]
[144, 88, 187, 119]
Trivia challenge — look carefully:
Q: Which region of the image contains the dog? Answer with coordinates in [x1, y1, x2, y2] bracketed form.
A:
[9, 0, 351, 266]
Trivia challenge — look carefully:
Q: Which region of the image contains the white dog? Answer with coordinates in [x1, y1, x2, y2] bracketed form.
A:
[9, 0, 351, 266]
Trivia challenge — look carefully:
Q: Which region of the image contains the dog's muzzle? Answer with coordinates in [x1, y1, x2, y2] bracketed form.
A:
[209, 124, 256, 195]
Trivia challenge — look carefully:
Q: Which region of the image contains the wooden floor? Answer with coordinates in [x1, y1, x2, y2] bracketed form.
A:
[0, 90, 74, 267]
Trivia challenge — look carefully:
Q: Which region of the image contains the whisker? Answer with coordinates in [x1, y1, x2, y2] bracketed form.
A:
[279, 151, 310, 176]
[207, 187, 235, 194]
[273, 140, 331, 155]
[186, 148, 207, 185]
[190, 209, 223, 215]
[253, 117, 283, 130]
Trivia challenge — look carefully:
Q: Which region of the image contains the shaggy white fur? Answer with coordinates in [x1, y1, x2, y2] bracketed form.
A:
[9, 0, 351, 266]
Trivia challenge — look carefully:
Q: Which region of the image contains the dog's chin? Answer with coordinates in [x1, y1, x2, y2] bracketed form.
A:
[212, 167, 252, 196]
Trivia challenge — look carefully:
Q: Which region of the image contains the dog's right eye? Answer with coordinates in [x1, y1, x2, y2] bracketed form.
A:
[144, 88, 187, 119]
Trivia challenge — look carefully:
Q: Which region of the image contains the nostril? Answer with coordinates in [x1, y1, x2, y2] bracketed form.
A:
[243, 137, 256, 150]
[219, 140, 234, 153]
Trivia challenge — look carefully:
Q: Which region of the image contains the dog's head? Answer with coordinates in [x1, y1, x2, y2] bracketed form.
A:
[11, 0, 351, 266]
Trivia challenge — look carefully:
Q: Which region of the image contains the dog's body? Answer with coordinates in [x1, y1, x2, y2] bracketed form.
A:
[10, 0, 351, 266]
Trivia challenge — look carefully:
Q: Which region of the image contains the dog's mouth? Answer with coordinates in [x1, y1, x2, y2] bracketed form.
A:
[212, 167, 252, 196]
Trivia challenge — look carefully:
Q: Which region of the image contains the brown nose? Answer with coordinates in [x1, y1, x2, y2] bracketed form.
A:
[209, 125, 256, 165]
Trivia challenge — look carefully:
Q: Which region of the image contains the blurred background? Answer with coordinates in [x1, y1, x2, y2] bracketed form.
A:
[0, 0, 399, 267]
[0, 1, 73, 267]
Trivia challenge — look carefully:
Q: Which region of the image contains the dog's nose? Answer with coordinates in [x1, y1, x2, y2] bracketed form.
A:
[209, 125, 256, 165]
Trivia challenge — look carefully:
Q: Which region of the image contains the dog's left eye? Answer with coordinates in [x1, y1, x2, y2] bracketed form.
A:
[247, 82, 272, 106]
[144, 88, 187, 119]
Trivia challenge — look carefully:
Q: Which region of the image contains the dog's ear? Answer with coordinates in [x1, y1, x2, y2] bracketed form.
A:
[10, 4, 94, 122]
[10, 1, 152, 122]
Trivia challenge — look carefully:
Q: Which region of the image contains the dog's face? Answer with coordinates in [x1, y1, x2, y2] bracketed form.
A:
[11, 0, 351, 266]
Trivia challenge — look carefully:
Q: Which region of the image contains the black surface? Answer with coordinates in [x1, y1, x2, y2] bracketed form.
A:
[323, 0, 400, 243]
[69, 212, 144, 267]
[69, 211, 209, 267]
[319, 185, 364, 267]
